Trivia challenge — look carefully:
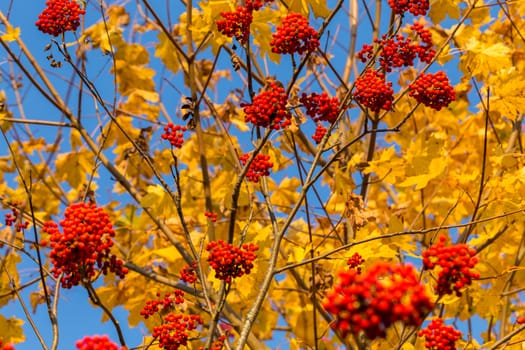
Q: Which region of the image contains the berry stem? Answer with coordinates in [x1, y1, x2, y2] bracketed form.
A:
[85, 283, 127, 347]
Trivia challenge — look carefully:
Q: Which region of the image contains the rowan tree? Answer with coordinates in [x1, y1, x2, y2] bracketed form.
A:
[0, 0, 524, 349]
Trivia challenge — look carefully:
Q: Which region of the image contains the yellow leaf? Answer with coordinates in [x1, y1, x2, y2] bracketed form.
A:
[266, 145, 287, 172]
[155, 31, 181, 74]
[441, 293, 461, 305]
[80, 6, 128, 54]
[0, 90, 13, 132]
[221, 179, 250, 210]
[288, 0, 332, 18]
[462, 38, 512, 79]
[230, 115, 251, 131]
[179, 1, 230, 54]
[153, 246, 179, 263]
[113, 60, 156, 95]
[388, 215, 404, 233]
[270, 177, 301, 214]
[0, 25, 20, 42]
[287, 242, 313, 263]
[429, 0, 460, 24]
[133, 89, 159, 103]
[70, 128, 83, 149]
[289, 338, 301, 350]
[0, 253, 21, 308]
[115, 43, 149, 65]
[0, 315, 25, 344]
[81, 23, 121, 54]
[120, 92, 160, 121]
[490, 67, 525, 117]
[140, 185, 175, 218]
[399, 157, 447, 190]
[469, 0, 491, 26]
[55, 150, 94, 189]
[21, 138, 47, 155]
[30, 290, 47, 314]
[252, 7, 283, 64]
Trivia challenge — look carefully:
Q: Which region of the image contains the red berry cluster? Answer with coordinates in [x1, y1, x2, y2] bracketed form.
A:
[411, 22, 435, 62]
[418, 318, 462, 350]
[0, 340, 14, 350]
[207, 335, 227, 350]
[270, 12, 320, 55]
[311, 124, 327, 144]
[75, 335, 124, 350]
[152, 313, 204, 350]
[179, 262, 198, 284]
[242, 81, 291, 129]
[4, 204, 29, 232]
[517, 316, 525, 324]
[246, 0, 274, 10]
[216, 0, 273, 45]
[140, 290, 186, 319]
[323, 262, 434, 340]
[346, 252, 365, 274]
[300, 92, 340, 124]
[409, 72, 456, 111]
[35, 0, 85, 36]
[422, 236, 479, 297]
[161, 123, 187, 148]
[216, 6, 253, 45]
[206, 240, 259, 284]
[239, 153, 273, 183]
[358, 24, 435, 72]
[43, 203, 128, 289]
[354, 69, 394, 113]
[204, 211, 218, 223]
[388, 0, 429, 16]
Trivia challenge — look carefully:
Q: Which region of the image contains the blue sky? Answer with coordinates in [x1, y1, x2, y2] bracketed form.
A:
[0, 0, 491, 349]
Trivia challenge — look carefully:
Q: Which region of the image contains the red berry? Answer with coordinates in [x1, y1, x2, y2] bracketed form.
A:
[0, 339, 14, 350]
[216, 6, 253, 45]
[311, 124, 327, 144]
[300, 92, 340, 124]
[43, 203, 127, 289]
[241, 81, 292, 130]
[323, 261, 434, 340]
[204, 211, 218, 223]
[245, 0, 274, 11]
[140, 290, 185, 319]
[3, 203, 29, 232]
[418, 318, 462, 350]
[36, 0, 85, 36]
[75, 335, 124, 350]
[388, 0, 429, 16]
[409, 72, 455, 111]
[346, 253, 365, 274]
[152, 313, 203, 350]
[179, 262, 198, 284]
[353, 69, 393, 113]
[216, 0, 273, 44]
[161, 123, 187, 148]
[411, 22, 435, 63]
[207, 334, 228, 350]
[422, 236, 479, 297]
[206, 240, 258, 284]
[239, 153, 273, 183]
[270, 12, 320, 55]
[517, 316, 525, 324]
